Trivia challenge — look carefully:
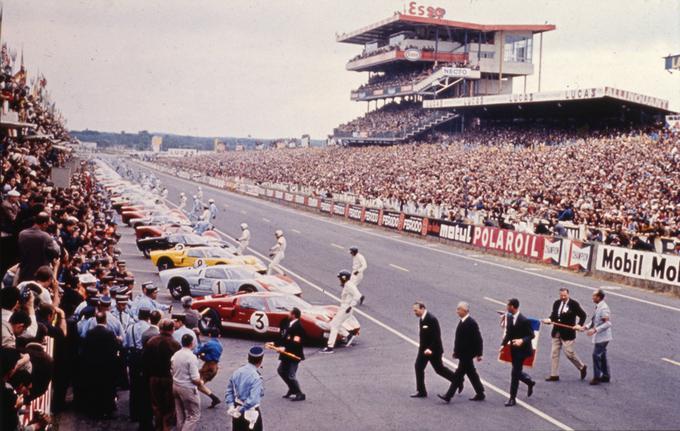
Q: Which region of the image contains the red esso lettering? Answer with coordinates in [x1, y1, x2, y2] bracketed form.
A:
[426, 6, 436, 17]
[418, 5, 425, 15]
[408, 1, 417, 14]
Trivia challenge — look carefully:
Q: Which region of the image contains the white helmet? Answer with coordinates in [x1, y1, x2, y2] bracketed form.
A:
[192, 195, 197, 199]
[198, 186, 202, 190]
[180, 192, 185, 196]
[275, 229, 283, 237]
[240, 223, 248, 230]
[208, 198, 215, 203]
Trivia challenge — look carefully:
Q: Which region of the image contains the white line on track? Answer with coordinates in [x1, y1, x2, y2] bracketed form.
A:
[661, 357, 680, 367]
[330, 243, 344, 250]
[155, 192, 574, 431]
[291, 229, 301, 234]
[523, 267, 542, 271]
[240, 210, 247, 214]
[484, 296, 507, 306]
[146, 163, 680, 314]
[389, 263, 410, 272]
[262, 217, 271, 222]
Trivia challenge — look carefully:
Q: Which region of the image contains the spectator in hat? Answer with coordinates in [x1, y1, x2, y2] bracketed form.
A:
[172, 313, 197, 347]
[17, 211, 60, 282]
[131, 282, 170, 319]
[72, 273, 99, 319]
[79, 295, 124, 340]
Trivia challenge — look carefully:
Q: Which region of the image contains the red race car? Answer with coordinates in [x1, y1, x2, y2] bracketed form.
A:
[135, 223, 193, 240]
[193, 292, 360, 345]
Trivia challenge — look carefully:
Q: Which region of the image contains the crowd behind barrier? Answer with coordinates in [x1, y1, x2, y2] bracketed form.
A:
[137, 156, 680, 293]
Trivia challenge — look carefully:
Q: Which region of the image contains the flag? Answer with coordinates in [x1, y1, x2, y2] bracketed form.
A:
[498, 316, 541, 368]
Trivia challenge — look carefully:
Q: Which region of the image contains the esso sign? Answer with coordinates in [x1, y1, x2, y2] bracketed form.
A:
[405, 1, 446, 19]
[404, 48, 422, 61]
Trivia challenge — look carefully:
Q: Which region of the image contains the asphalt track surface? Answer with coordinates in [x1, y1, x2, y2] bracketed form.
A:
[94, 159, 680, 431]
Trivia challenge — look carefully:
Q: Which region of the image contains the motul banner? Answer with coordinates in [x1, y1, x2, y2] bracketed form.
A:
[403, 215, 426, 235]
[381, 211, 403, 230]
[319, 199, 332, 213]
[595, 245, 680, 286]
[427, 219, 474, 244]
[332, 203, 347, 217]
[364, 208, 380, 225]
[472, 226, 544, 260]
[347, 205, 364, 221]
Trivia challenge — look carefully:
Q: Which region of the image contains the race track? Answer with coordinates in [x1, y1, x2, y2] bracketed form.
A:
[123, 160, 680, 431]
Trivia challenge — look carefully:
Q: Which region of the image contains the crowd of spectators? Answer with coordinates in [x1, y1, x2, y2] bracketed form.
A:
[356, 61, 476, 93]
[1, 43, 137, 429]
[155, 125, 680, 251]
[335, 101, 452, 138]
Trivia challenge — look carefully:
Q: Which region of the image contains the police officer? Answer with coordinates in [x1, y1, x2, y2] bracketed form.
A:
[131, 282, 170, 319]
[226, 346, 265, 431]
[238, 223, 251, 255]
[349, 246, 367, 305]
[112, 294, 133, 333]
[208, 198, 218, 220]
[321, 271, 361, 353]
[181, 296, 201, 329]
[267, 230, 286, 275]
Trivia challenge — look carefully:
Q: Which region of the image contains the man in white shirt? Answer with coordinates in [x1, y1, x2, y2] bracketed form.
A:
[349, 247, 367, 305]
[237, 223, 251, 255]
[321, 270, 361, 353]
[171, 334, 202, 430]
[267, 230, 286, 275]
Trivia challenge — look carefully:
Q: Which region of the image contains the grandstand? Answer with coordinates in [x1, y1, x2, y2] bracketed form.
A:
[333, 11, 675, 145]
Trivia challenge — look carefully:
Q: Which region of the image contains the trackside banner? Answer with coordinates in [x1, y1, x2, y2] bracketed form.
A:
[307, 197, 319, 208]
[402, 215, 426, 235]
[347, 205, 364, 221]
[595, 245, 680, 286]
[319, 199, 332, 213]
[364, 208, 380, 225]
[426, 219, 473, 244]
[381, 211, 403, 230]
[567, 240, 592, 271]
[473, 226, 544, 260]
[332, 203, 347, 217]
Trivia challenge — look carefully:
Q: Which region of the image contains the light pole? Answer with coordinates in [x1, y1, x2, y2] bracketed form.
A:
[463, 175, 470, 219]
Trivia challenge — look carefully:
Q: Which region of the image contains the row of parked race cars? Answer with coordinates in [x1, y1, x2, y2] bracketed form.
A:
[96, 160, 360, 345]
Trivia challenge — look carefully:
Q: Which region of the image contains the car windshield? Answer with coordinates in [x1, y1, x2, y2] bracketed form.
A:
[267, 295, 310, 312]
[184, 234, 205, 245]
[208, 248, 234, 258]
[224, 267, 255, 279]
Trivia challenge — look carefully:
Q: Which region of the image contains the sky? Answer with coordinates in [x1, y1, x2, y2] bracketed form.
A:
[2, 0, 679, 139]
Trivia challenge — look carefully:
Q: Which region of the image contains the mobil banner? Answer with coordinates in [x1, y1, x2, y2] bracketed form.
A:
[332, 203, 347, 217]
[347, 205, 364, 221]
[595, 245, 680, 286]
[319, 199, 332, 213]
[364, 208, 380, 225]
[381, 211, 403, 230]
[473, 226, 544, 260]
[427, 219, 473, 244]
[402, 215, 426, 235]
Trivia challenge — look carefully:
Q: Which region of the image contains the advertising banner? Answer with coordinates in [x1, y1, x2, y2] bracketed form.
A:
[427, 219, 474, 244]
[319, 199, 332, 213]
[542, 238, 562, 265]
[364, 208, 380, 225]
[264, 189, 274, 198]
[294, 195, 306, 205]
[347, 205, 364, 221]
[595, 245, 680, 286]
[472, 226, 544, 260]
[307, 197, 319, 208]
[332, 203, 347, 217]
[402, 215, 426, 235]
[274, 190, 284, 200]
[381, 211, 403, 230]
[284, 192, 294, 202]
[567, 240, 592, 271]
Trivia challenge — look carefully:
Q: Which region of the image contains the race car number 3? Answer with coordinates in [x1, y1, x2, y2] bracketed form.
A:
[249, 311, 269, 333]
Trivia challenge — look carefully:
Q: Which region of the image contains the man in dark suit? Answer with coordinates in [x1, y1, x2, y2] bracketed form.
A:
[543, 288, 587, 381]
[80, 312, 121, 418]
[268, 307, 306, 401]
[142, 319, 180, 430]
[411, 301, 456, 398]
[438, 301, 485, 403]
[501, 298, 536, 407]
[17, 212, 60, 282]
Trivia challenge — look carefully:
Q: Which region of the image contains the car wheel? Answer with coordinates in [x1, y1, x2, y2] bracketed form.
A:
[238, 284, 257, 293]
[157, 257, 174, 271]
[198, 308, 221, 335]
[168, 278, 189, 299]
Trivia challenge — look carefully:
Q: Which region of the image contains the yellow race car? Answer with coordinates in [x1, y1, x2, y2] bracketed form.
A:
[150, 245, 267, 273]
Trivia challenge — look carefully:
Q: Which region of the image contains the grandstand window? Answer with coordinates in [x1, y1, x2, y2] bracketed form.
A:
[480, 51, 495, 59]
[504, 34, 533, 63]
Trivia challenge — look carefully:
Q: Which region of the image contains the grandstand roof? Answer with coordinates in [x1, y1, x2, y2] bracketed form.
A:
[337, 13, 555, 44]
